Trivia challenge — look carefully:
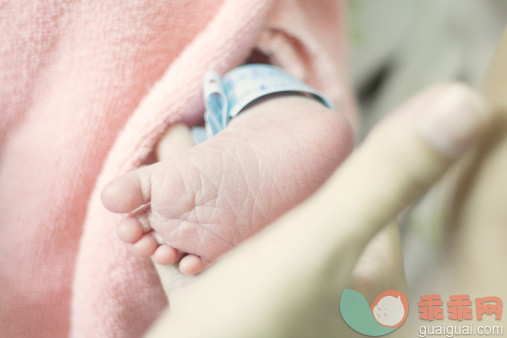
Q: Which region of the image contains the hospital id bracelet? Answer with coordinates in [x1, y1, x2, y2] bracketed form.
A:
[192, 64, 334, 144]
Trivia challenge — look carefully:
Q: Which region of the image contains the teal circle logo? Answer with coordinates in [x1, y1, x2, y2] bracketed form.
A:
[340, 289, 408, 336]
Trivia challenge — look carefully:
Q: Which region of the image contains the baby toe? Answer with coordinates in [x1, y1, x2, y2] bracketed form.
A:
[101, 166, 154, 213]
[131, 233, 158, 258]
[116, 217, 144, 243]
[153, 245, 180, 265]
[179, 255, 210, 275]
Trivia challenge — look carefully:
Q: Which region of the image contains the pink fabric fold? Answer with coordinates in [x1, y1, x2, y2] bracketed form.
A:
[0, 1, 352, 336]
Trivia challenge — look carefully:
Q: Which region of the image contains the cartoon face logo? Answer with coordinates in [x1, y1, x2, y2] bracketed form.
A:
[371, 290, 408, 328]
[340, 289, 409, 336]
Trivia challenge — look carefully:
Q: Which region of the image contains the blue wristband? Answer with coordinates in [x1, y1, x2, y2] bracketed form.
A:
[192, 64, 333, 144]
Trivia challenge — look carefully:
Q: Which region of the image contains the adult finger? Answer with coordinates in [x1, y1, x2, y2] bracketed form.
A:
[148, 83, 491, 337]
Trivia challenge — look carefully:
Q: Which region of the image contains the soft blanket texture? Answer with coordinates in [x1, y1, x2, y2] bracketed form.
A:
[0, 0, 352, 336]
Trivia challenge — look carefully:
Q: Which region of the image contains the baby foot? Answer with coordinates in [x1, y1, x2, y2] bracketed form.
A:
[102, 96, 353, 274]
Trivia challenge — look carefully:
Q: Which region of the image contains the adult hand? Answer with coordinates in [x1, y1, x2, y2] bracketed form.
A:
[148, 83, 490, 337]
[408, 28, 507, 300]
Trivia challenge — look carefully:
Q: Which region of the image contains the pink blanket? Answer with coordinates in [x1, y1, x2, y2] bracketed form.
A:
[0, 0, 353, 336]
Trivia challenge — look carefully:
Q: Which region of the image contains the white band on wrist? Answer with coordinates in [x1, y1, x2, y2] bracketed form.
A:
[192, 64, 333, 144]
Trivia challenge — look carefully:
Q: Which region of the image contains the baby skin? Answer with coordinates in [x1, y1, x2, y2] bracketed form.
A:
[101, 95, 353, 274]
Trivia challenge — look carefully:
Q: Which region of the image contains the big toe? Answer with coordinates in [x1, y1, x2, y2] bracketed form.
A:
[101, 167, 153, 213]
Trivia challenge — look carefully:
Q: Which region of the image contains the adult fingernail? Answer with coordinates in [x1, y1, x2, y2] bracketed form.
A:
[416, 85, 488, 157]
